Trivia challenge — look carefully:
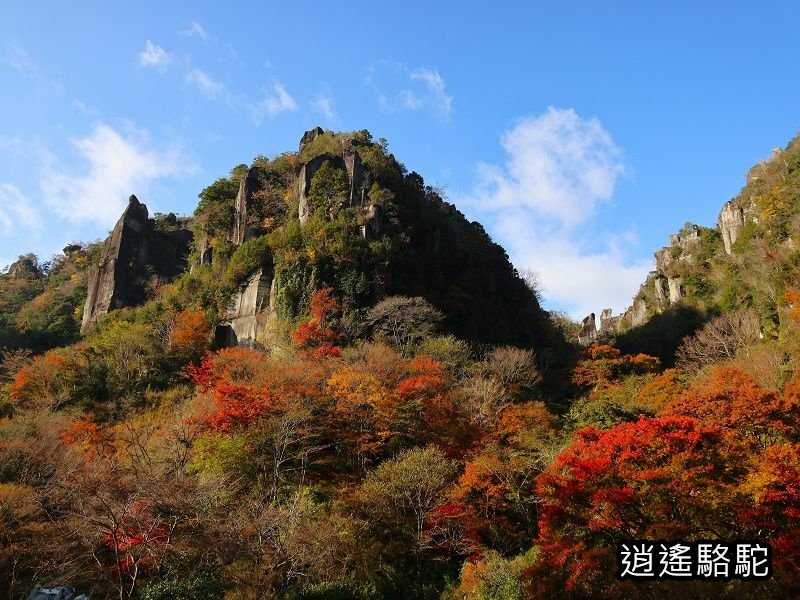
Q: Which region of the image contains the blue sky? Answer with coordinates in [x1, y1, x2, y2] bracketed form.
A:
[2, 1, 799, 319]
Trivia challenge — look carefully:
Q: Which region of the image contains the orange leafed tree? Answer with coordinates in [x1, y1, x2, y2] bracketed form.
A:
[634, 368, 688, 412]
[738, 442, 800, 585]
[571, 343, 660, 394]
[663, 365, 800, 447]
[291, 287, 342, 359]
[188, 347, 276, 431]
[783, 288, 800, 323]
[529, 416, 743, 596]
[8, 350, 81, 410]
[326, 364, 401, 467]
[61, 413, 115, 456]
[169, 309, 210, 356]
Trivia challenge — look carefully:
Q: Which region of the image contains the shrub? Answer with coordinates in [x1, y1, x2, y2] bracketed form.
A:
[227, 236, 272, 287]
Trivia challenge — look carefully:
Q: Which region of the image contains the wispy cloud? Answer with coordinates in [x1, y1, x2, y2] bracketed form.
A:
[310, 94, 337, 122]
[410, 68, 452, 119]
[4, 45, 63, 94]
[185, 68, 225, 100]
[72, 99, 100, 117]
[459, 107, 648, 319]
[367, 61, 453, 120]
[42, 124, 195, 225]
[7, 46, 37, 75]
[0, 183, 41, 234]
[248, 82, 298, 125]
[181, 21, 208, 42]
[138, 40, 171, 71]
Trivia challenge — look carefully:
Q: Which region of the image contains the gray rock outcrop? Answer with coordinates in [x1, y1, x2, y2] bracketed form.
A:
[26, 584, 88, 600]
[586, 224, 708, 335]
[599, 308, 620, 335]
[6, 255, 41, 279]
[627, 298, 648, 328]
[668, 276, 684, 304]
[668, 225, 703, 250]
[718, 200, 745, 255]
[577, 313, 598, 346]
[296, 132, 376, 232]
[297, 154, 341, 226]
[654, 275, 668, 306]
[299, 126, 325, 153]
[215, 268, 273, 347]
[81, 195, 192, 334]
[195, 232, 213, 268]
[231, 168, 263, 246]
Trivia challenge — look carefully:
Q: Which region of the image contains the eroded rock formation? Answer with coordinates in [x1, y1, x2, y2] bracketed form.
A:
[718, 200, 745, 255]
[599, 308, 620, 335]
[81, 196, 192, 334]
[668, 276, 684, 304]
[589, 223, 709, 337]
[231, 167, 263, 246]
[215, 268, 274, 347]
[577, 313, 598, 346]
[654, 275, 668, 306]
[299, 126, 324, 153]
[297, 153, 340, 226]
[6, 255, 41, 279]
[296, 128, 379, 237]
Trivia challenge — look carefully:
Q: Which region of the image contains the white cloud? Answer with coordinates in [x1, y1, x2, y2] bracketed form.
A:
[410, 68, 452, 119]
[310, 94, 337, 122]
[42, 124, 194, 225]
[248, 83, 297, 125]
[138, 40, 171, 70]
[473, 107, 626, 226]
[460, 107, 649, 320]
[496, 220, 651, 321]
[181, 21, 208, 42]
[0, 183, 41, 233]
[185, 68, 224, 99]
[367, 61, 453, 120]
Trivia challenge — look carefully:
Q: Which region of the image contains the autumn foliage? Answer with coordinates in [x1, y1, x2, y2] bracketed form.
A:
[663, 365, 800, 447]
[188, 347, 275, 430]
[169, 309, 210, 356]
[531, 416, 742, 595]
[571, 343, 660, 394]
[291, 287, 342, 359]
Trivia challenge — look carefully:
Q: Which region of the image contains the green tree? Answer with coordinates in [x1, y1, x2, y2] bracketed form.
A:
[308, 161, 349, 218]
[359, 446, 456, 549]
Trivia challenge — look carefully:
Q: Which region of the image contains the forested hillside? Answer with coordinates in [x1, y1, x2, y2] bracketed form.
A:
[1, 129, 800, 599]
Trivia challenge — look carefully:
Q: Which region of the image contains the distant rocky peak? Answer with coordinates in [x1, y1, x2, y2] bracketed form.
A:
[6, 255, 41, 279]
[299, 126, 325, 153]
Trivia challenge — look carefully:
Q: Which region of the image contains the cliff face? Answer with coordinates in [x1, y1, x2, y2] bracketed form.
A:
[215, 268, 273, 347]
[296, 128, 378, 237]
[564, 136, 800, 362]
[81, 196, 191, 333]
[577, 223, 710, 343]
[81, 128, 559, 353]
[230, 167, 263, 246]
